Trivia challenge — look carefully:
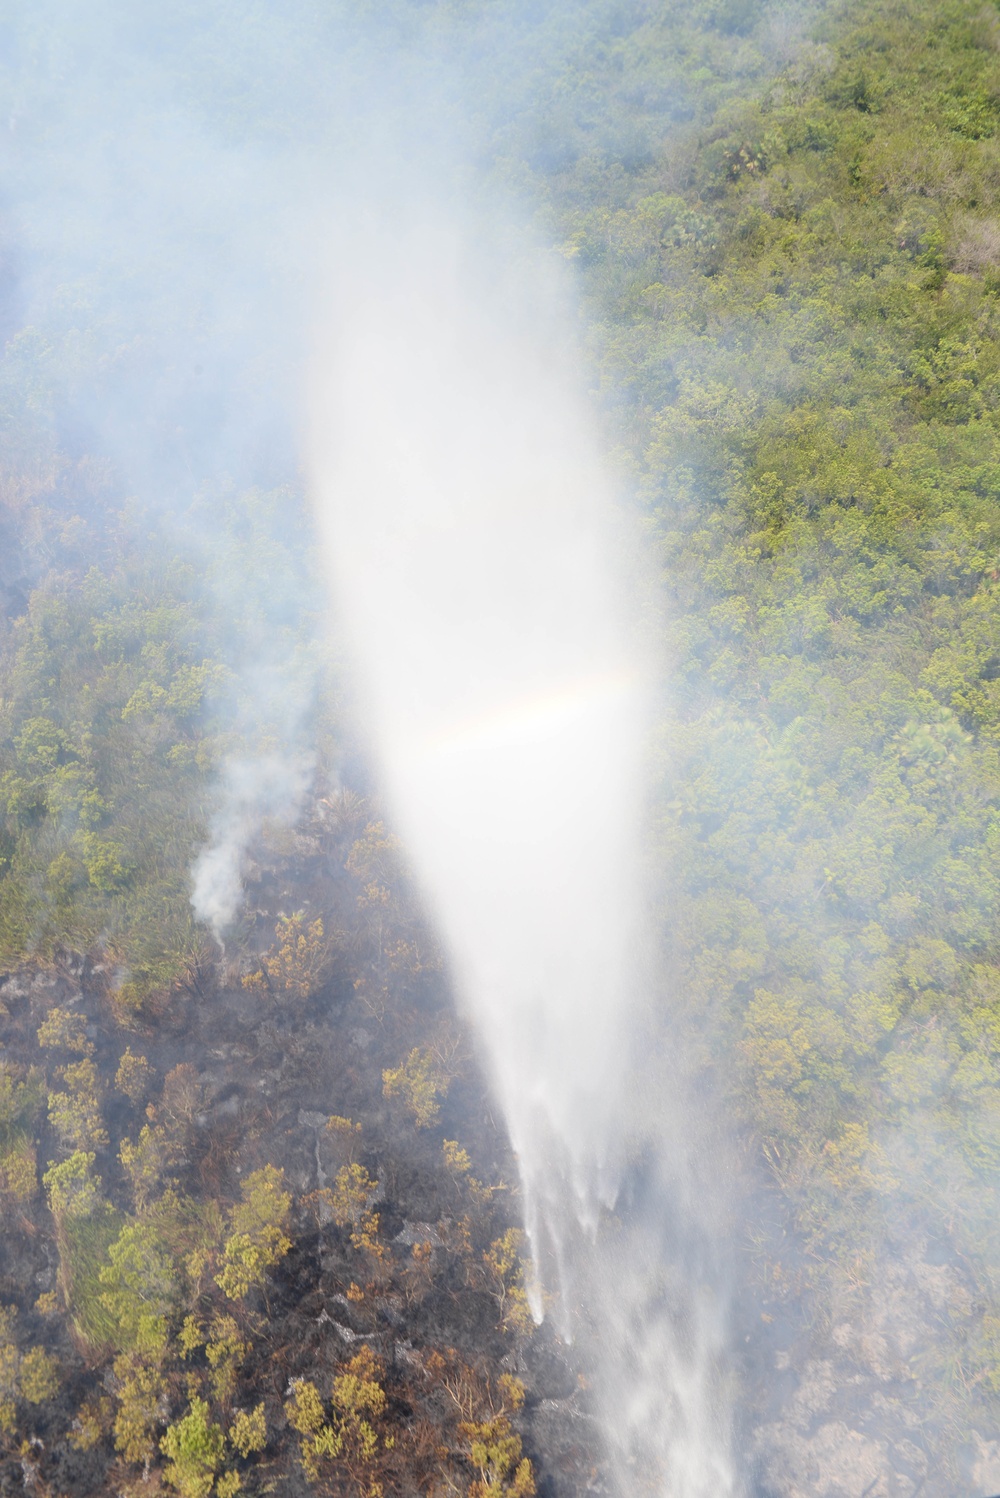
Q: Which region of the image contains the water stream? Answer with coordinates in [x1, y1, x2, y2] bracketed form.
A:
[309, 220, 734, 1497]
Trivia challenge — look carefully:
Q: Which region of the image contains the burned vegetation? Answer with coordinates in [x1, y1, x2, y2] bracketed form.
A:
[0, 792, 597, 1497]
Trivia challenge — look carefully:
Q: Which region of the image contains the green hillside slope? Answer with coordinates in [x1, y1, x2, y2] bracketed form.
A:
[2, 0, 1000, 1492]
[515, 0, 1000, 1470]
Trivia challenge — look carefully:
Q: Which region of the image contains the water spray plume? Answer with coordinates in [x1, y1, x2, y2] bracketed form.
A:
[309, 221, 733, 1498]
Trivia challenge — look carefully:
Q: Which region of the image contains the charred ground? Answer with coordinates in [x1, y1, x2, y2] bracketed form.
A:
[0, 789, 603, 1496]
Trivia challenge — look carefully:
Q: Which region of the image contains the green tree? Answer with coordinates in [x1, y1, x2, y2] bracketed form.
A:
[242, 912, 331, 1000]
[229, 1402, 266, 1457]
[215, 1166, 291, 1302]
[382, 1047, 452, 1129]
[161, 1398, 225, 1498]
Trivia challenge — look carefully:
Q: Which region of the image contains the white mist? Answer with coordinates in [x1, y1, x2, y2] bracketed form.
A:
[309, 219, 732, 1498]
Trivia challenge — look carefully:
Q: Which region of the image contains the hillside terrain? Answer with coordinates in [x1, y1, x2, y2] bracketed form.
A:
[4, 0, 1000, 1494]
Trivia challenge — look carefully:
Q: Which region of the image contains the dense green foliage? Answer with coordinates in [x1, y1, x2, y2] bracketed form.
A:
[5, 0, 1000, 1487]
[0, 488, 321, 1005]
[509, 0, 1000, 1429]
[0, 560, 215, 975]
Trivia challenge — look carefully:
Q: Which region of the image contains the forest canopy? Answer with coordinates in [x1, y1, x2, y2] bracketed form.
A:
[2, 0, 1000, 1493]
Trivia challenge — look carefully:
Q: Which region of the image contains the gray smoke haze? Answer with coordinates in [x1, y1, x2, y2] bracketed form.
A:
[0, 0, 639, 934]
[0, 4, 865, 1497]
[0, 6, 740, 1490]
